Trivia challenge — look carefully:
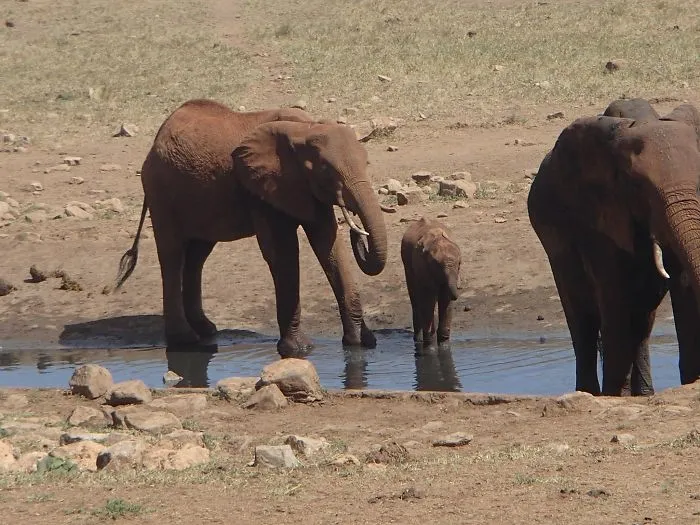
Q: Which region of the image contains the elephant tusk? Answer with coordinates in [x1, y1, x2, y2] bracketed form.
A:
[340, 206, 369, 236]
[653, 241, 670, 280]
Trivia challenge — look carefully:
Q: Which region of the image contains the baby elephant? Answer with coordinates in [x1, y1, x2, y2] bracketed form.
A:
[401, 218, 462, 345]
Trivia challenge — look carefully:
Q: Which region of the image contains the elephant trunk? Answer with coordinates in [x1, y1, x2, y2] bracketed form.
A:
[342, 180, 388, 276]
[663, 187, 700, 298]
[447, 276, 460, 301]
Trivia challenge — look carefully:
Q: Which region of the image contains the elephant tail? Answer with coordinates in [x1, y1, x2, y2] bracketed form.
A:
[104, 198, 148, 294]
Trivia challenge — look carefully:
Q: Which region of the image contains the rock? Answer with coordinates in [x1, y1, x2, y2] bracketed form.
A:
[44, 164, 71, 174]
[396, 187, 428, 206]
[437, 212, 448, 218]
[106, 379, 152, 405]
[16, 451, 47, 473]
[352, 116, 399, 142]
[49, 441, 105, 472]
[149, 393, 207, 418]
[366, 442, 410, 464]
[0, 279, 16, 296]
[336, 116, 348, 124]
[382, 178, 404, 195]
[63, 156, 82, 166]
[96, 439, 149, 470]
[546, 111, 565, 120]
[95, 197, 124, 213]
[142, 444, 210, 471]
[216, 376, 257, 402]
[158, 429, 204, 449]
[291, 100, 307, 110]
[67, 405, 111, 426]
[598, 405, 646, 420]
[257, 358, 323, 402]
[0, 440, 19, 472]
[611, 433, 636, 445]
[494, 217, 507, 224]
[65, 201, 95, 219]
[387, 145, 399, 152]
[253, 445, 301, 468]
[411, 171, 433, 185]
[29, 181, 43, 192]
[378, 74, 392, 82]
[120, 408, 181, 434]
[24, 210, 48, 223]
[59, 432, 110, 445]
[432, 432, 474, 447]
[163, 370, 183, 387]
[342, 107, 359, 116]
[438, 180, 477, 198]
[242, 384, 288, 410]
[449, 171, 472, 181]
[285, 435, 331, 457]
[69, 176, 84, 185]
[113, 123, 137, 137]
[378, 187, 389, 195]
[330, 454, 360, 466]
[493, 64, 504, 71]
[99, 163, 122, 172]
[556, 391, 600, 411]
[326, 97, 337, 103]
[605, 59, 627, 72]
[69, 364, 113, 399]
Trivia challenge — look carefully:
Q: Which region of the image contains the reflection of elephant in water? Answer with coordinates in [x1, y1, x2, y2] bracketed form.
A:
[110, 99, 390, 356]
[414, 344, 462, 392]
[165, 344, 217, 388]
[528, 104, 700, 396]
[401, 218, 462, 346]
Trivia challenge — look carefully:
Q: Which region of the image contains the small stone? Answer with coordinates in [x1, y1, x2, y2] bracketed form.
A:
[65, 201, 95, 219]
[437, 213, 448, 218]
[586, 488, 610, 498]
[387, 145, 399, 152]
[377, 74, 392, 82]
[452, 201, 468, 209]
[49, 441, 105, 472]
[396, 188, 428, 206]
[432, 432, 474, 447]
[59, 432, 110, 445]
[494, 217, 507, 224]
[44, 164, 71, 173]
[95, 197, 124, 213]
[69, 364, 113, 399]
[326, 97, 337, 103]
[411, 171, 433, 185]
[493, 64, 504, 71]
[438, 180, 477, 198]
[163, 370, 183, 387]
[449, 171, 472, 181]
[67, 405, 111, 427]
[99, 163, 122, 172]
[378, 187, 389, 195]
[352, 116, 399, 142]
[216, 376, 257, 402]
[106, 379, 152, 405]
[556, 391, 599, 411]
[149, 393, 207, 418]
[5, 20, 15, 28]
[122, 408, 182, 434]
[0, 278, 16, 296]
[24, 210, 48, 223]
[382, 178, 404, 195]
[285, 435, 331, 457]
[63, 156, 82, 166]
[605, 59, 627, 72]
[69, 176, 84, 185]
[242, 384, 288, 410]
[253, 445, 301, 468]
[366, 442, 410, 464]
[546, 111, 565, 120]
[330, 454, 360, 466]
[290, 100, 307, 110]
[96, 439, 148, 470]
[336, 116, 348, 124]
[611, 433, 636, 445]
[113, 123, 137, 137]
[257, 358, 323, 402]
[342, 107, 359, 116]
[29, 181, 43, 192]
[238, 106, 246, 112]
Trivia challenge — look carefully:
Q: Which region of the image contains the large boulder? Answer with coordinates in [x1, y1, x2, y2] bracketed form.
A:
[121, 408, 182, 434]
[256, 359, 323, 402]
[69, 365, 113, 399]
[67, 405, 112, 427]
[106, 380, 152, 406]
[242, 384, 288, 410]
[96, 439, 149, 471]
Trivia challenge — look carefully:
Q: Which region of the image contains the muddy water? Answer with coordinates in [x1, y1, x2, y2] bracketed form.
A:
[0, 324, 683, 395]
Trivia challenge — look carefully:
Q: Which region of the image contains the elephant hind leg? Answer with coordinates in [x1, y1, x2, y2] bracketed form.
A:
[183, 239, 218, 338]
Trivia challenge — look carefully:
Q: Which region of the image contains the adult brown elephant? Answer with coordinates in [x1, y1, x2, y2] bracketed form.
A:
[109, 99, 390, 356]
[528, 105, 700, 396]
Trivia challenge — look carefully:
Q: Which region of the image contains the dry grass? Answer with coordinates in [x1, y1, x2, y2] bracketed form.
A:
[1, 0, 697, 143]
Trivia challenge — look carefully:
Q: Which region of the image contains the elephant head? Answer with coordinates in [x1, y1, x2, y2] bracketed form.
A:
[602, 98, 660, 122]
[557, 115, 700, 294]
[231, 120, 388, 276]
[417, 227, 462, 300]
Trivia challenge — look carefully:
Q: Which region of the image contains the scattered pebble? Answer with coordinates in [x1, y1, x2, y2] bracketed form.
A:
[432, 432, 473, 447]
[378, 74, 392, 82]
[387, 145, 399, 152]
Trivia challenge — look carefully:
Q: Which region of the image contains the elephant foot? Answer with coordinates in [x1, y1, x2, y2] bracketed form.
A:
[187, 315, 218, 339]
[165, 326, 201, 348]
[277, 333, 314, 358]
[342, 321, 377, 349]
[437, 330, 451, 343]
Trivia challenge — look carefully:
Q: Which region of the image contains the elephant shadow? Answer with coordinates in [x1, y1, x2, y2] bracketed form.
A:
[59, 315, 272, 349]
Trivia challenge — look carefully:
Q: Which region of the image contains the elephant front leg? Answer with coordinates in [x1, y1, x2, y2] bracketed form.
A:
[252, 205, 312, 357]
[436, 291, 454, 343]
[303, 209, 375, 348]
[668, 277, 700, 385]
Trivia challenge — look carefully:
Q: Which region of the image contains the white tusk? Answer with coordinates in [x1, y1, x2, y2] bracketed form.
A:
[340, 206, 369, 236]
[653, 241, 670, 279]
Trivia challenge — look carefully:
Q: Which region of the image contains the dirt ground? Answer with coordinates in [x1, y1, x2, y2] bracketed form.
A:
[2, 0, 700, 522]
[1, 385, 700, 525]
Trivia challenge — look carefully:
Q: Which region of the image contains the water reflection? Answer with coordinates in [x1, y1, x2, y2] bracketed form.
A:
[165, 343, 218, 388]
[343, 348, 369, 389]
[414, 343, 462, 392]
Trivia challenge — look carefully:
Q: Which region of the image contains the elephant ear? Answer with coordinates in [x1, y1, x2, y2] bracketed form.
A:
[232, 122, 316, 223]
